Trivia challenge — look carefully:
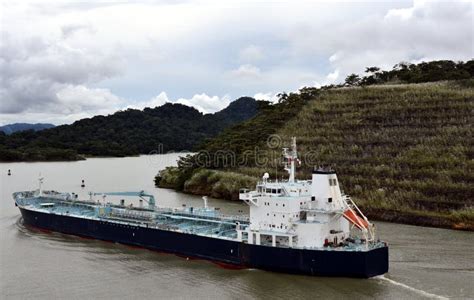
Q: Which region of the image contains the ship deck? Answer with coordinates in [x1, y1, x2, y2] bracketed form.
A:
[14, 191, 247, 240]
[14, 191, 386, 252]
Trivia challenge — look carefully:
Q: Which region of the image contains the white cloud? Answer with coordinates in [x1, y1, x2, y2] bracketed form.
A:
[55, 85, 123, 114]
[285, 0, 472, 78]
[1, 0, 472, 125]
[126, 92, 171, 110]
[326, 69, 340, 83]
[125, 92, 230, 114]
[239, 45, 264, 62]
[230, 64, 261, 80]
[0, 85, 124, 125]
[253, 92, 279, 103]
[329, 52, 342, 63]
[176, 94, 231, 113]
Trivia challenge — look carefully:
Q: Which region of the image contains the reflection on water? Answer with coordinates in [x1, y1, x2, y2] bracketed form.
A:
[1, 155, 473, 299]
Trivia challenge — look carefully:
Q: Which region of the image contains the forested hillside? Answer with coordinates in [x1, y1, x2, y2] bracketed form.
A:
[157, 79, 474, 230]
[0, 97, 261, 161]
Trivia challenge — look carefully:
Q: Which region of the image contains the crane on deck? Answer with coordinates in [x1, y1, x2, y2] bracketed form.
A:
[92, 191, 156, 210]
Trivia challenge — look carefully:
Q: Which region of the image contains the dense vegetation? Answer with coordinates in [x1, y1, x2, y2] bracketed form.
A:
[0, 97, 261, 161]
[157, 60, 474, 230]
[155, 94, 311, 191]
[157, 168, 257, 201]
[342, 59, 474, 87]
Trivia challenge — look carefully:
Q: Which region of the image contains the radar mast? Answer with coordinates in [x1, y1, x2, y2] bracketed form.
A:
[283, 137, 299, 183]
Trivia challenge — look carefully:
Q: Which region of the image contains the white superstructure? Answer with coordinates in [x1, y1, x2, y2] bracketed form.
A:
[239, 137, 375, 249]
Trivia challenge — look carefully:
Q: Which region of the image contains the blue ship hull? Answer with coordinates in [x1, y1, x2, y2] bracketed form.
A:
[19, 207, 388, 278]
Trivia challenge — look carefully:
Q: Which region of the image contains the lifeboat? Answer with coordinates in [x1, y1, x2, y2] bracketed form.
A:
[343, 209, 369, 230]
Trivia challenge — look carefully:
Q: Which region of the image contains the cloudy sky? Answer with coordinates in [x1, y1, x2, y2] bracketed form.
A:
[1, 0, 472, 125]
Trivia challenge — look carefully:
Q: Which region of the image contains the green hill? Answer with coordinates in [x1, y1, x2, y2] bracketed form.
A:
[156, 80, 474, 230]
[0, 97, 262, 161]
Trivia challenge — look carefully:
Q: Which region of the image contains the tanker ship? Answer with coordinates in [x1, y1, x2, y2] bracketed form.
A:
[13, 138, 388, 278]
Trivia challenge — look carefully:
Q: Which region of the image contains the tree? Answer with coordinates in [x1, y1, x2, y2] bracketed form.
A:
[277, 92, 289, 103]
[365, 67, 380, 73]
[345, 73, 361, 86]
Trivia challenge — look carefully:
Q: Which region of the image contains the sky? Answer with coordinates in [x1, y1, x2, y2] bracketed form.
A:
[0, 0, 472, 125]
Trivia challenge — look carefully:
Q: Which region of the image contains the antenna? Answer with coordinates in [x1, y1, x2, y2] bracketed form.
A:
[38, 173, 44, 196]
[202, 196, 208, 208]
[283, 137, 299, 183]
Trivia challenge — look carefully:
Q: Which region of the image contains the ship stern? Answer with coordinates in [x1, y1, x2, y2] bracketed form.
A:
[363, 245, 389, 278]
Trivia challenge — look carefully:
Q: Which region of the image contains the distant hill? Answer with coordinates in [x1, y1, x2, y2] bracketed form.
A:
[0, 123, 55, 135]
[0, 97, 263, 161]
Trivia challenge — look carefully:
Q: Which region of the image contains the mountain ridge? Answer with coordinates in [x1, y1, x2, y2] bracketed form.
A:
[0, 123, 55, 135]
[0, 97, 263, 161]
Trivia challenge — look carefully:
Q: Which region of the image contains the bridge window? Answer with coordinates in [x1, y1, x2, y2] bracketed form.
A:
[328, 198, 333, 203]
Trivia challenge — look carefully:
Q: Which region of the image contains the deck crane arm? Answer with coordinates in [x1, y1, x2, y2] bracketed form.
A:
[92, 191, 155, 209]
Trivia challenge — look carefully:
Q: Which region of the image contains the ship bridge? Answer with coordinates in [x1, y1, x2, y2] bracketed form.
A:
[238, 137, 377, 249]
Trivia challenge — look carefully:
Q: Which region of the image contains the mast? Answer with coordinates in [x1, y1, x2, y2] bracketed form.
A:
[283, 137, 298, 183]
[38, 173, 44, 196]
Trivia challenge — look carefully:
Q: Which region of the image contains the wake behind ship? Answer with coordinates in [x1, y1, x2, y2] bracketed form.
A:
[13, 138, 388, 278]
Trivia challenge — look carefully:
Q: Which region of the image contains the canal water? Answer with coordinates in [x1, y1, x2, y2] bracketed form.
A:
[1, 155, 472, 299]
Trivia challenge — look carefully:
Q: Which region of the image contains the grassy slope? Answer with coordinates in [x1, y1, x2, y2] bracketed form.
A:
[161, 81, 474, 230]
[243, 81, 474, 229]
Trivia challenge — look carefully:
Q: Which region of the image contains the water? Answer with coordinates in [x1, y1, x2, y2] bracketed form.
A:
[1, 155, 473, 299]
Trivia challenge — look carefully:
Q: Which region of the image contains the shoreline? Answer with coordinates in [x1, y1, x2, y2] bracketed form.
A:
[362, 208, 474, 232]
[0, 152, 191, 163]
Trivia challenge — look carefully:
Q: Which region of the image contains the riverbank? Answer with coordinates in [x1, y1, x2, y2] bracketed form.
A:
[362, 208, 474, 231]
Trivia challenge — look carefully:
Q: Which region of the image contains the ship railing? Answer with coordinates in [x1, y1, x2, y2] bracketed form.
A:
[300, 204, 344, 214]
[239, 190, 261, 206]
[154, 207, 249, 223]
[256, 179, 311, 185]
[239, 191, 261, 198]
[109, 209, 154, 221]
